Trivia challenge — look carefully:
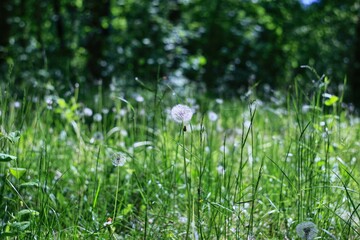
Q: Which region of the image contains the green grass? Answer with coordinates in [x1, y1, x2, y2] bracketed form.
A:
[0, 75, 359, 239]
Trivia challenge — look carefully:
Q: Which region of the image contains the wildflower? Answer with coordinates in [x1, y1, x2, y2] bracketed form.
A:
[90, 131, 104, 143]
[208, 111, 218, 122]
[13, 101, 21, 108]
[83, 107, 93, 117]
[179, 216, 187, 224]
[102, 108, 109, 114]
[296, 221, 318, 240]
[120, 129, 128, 137]
[215, 98, 223, 104]
[171, 104, 193, 123]
[93, 113, 102, 122]
[112, 152, 128, 167]
[134, 94, 144, 103]
[217, 165, 225, 175]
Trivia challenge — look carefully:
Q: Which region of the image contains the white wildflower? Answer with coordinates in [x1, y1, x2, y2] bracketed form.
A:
[93, 113, 102, 122]
[120, 129, 128, 137]
[217, 165, 225, 175]
[215, 98, 223, 104]
[208, 111, 218, 122]
[102, 108, 109, 114]
[13, 101, 21, 108]
[135, 94, 144, 103]
[112, 152, 128, 167]
[83, 107, 93, 117]
[296, 221, 318, 240]
[171, 104, 193, 123]
[179, 216, 187, 224]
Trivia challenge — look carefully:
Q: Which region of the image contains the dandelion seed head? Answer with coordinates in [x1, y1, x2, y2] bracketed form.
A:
[220, 145, 228, 153]
[186, 98, 196, 105]
[296, 221, 318, 240]
[302, 105, 312, 113]
[93, 113, 102, 122]
[13, 101, 21, 108]
[215, 98, 223, 104]
[244, 120, 252, 129]
[179, 216, 187, 224]
[208, 111, 218, 122]
[119, 109, 127, 116]
[120, 129, 128, 137]
[83, 107, 93, 117]
[102, 108, 109, 114]
[112, 152, 128, 167]
[171, 104, 193, 123]
[217, 165, 225, 175]
[91, 132, 104, 143]
[135, 94, 144, 103]
[59, 130, 67, 140]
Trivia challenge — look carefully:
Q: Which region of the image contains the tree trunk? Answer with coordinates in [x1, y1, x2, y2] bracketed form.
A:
[349, 14, 360, 108]
[0, 0, 11, 65]
[83, 0, 111, 85]
[53, 0, 65, 50]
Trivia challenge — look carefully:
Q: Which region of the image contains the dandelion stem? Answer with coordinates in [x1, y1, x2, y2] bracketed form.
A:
[113, 166, 121, 220]
[182, 124, 191, 239]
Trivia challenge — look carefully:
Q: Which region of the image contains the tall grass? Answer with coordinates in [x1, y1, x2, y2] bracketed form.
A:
[0, 72, 359, 239]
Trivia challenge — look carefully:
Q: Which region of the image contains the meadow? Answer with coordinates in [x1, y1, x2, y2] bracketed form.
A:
[1, 72, 359, 239]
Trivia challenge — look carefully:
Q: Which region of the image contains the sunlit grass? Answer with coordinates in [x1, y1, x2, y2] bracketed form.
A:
[0, 74, 359, 239]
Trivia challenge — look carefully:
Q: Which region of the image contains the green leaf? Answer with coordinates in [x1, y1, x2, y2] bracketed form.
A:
[20, 181, 39, 188]
[57, 98, 67, 108]
[8, 131, 21, 143]
[324, 95, 339, 106]
[9, 168, 27, 179]
[1, 232, 18, 237]
[317, 160, 325, 167]
[9, 221, 30, 231]
[16, 209, 39, 218]
[198, 55, 207, 66]
[0, 153, 17, 162]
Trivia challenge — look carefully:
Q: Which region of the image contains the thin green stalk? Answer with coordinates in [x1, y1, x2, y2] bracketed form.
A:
[113, 166, 121, 220]
[182, 126, 191, 239]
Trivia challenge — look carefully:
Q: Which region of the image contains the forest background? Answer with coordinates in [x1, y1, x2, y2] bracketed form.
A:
[0, 0, 359, 107]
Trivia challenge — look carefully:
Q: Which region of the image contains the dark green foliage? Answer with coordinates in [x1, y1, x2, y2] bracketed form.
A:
[0, 0, 359, 106]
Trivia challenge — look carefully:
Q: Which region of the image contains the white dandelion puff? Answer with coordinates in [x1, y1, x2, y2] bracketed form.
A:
[215, 98, 223, 104]
[112, 152, 128, 167]
[93, 113, 102, 122]
[208, 111, 218, 122]
[179, 216, 188, 224]
[134, 94, 144, 103]
[216, 165, 225, 175]
[83, 107, 93, 117]
[296, 221, 318, 240]
[171, 104, 194, 123]
[13, 101, 21, 108]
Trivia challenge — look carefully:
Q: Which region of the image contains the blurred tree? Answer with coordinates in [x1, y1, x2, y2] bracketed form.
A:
[0, 0, 359, 107]
[349, 12, 360, 107]
[83, 0, 111, 84]
[181, 0, 303, 95]
[295, 1, 358, 87]
[53, 0, 66, 50]
[0, 0, 12, 65]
